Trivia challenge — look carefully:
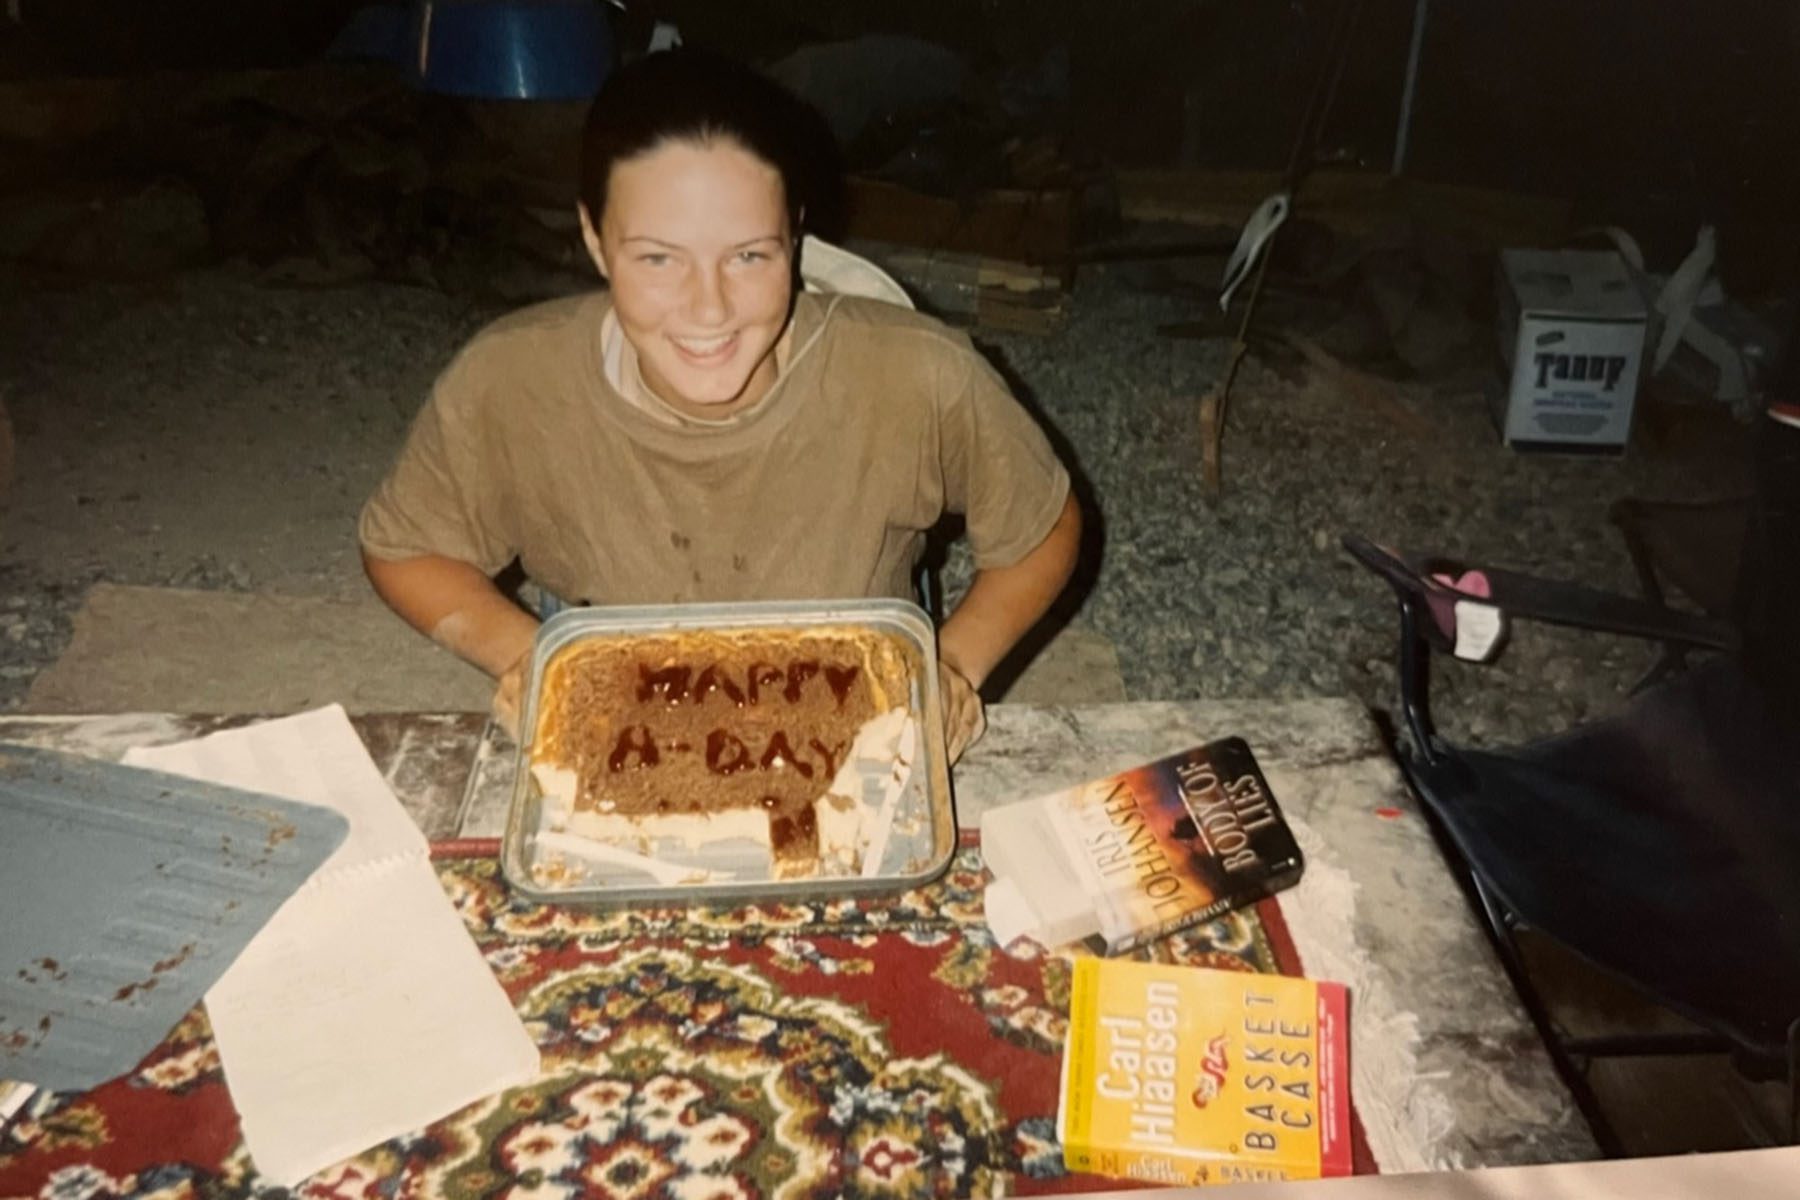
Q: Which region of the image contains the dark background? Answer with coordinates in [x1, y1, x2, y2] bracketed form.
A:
[7, 0, 1799, 284]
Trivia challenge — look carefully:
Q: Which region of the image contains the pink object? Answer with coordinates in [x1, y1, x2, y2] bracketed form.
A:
[1430, 569, 1491, 598]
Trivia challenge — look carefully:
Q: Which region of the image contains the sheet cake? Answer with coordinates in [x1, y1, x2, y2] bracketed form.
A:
[528, 624, 919, 879]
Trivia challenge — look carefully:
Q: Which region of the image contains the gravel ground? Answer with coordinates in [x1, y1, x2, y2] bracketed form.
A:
[0, 261, 503, 702]
[0, 258, 1751, 751]
[945, 264, 1748, 748]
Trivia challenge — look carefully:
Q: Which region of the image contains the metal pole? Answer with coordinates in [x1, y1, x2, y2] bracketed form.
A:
[1392, 0, 1428, 175]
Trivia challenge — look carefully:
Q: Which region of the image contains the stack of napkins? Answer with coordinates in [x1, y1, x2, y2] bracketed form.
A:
[126, 705, 539, 1186]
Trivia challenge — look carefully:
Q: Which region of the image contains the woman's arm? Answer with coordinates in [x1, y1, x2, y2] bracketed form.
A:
[362, 550, 541, 731]
[934, 492, 1083, 758]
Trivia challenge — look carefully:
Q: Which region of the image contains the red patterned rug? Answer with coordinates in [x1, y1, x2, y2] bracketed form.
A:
[1, 838, 1369, 1198]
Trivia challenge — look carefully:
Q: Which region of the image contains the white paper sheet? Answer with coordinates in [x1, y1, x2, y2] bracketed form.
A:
[982, 876, 1038, 950]
[124, 705, 427, 878]
[124, 705, 540, 1187]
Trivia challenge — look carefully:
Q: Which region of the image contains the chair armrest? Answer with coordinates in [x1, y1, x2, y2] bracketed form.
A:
[1343, 534, 1738, 656]
[1469, 565, 1736, 650]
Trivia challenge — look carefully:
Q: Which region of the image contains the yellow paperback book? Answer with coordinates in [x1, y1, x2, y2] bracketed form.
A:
[1058, 958, 1352, 1187]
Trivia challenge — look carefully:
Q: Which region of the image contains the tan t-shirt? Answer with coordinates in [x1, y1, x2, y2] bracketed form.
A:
[358, 290, 1071, 605]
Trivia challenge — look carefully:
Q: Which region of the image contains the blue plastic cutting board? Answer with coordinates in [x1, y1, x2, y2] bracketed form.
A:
[0, 743, 349, 1093]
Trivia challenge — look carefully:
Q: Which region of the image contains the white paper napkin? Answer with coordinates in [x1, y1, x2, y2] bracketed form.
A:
[125, 705, 540, 1186]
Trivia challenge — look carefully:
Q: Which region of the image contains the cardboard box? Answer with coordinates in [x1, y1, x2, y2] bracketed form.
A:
[1493, 248, 1648, 452]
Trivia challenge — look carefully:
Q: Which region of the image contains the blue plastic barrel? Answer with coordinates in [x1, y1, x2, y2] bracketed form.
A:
[411, 0, 616, 100]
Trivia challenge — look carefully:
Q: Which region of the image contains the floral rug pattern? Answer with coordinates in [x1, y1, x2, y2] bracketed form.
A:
[2, 846, 1288, 1200]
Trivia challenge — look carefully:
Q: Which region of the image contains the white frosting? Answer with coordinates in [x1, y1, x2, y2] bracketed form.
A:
[534, 829, 728, 886]
[528, 706, 917, 884]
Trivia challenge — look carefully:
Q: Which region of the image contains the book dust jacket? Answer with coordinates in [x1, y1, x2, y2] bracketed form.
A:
[1059, 959, 1352, 1186]
[1044, 738, 1303, 953]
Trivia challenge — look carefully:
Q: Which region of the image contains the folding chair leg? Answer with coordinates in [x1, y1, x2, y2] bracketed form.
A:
[1611, 503, 1693, 694]
[1564, 1032, 1731, 1057]
[1458, 875, 1626, 1155]
[1631, 645, 1688, 695]
[1789, 1019, 1799, 1146]
[1614, 502, 1671, 609]
[1396, 600, 1440, 761]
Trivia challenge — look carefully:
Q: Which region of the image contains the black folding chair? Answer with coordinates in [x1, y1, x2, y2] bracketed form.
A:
[1608, 494, 1751, 690]
[1343, 530, 1800, 1151]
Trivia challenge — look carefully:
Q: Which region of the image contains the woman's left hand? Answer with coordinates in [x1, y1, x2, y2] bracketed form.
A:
[938, 658, 986, 764]
[491, 647, 532, 742]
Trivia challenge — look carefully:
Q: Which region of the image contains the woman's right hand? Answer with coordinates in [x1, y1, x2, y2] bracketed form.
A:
[937, 658, 986, 764]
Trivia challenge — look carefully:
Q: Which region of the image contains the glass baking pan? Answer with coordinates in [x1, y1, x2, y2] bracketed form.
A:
[500, 598, 955, 907]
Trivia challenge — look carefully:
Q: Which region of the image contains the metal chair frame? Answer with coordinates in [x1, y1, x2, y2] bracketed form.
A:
[1358, 540, 1799, 1152]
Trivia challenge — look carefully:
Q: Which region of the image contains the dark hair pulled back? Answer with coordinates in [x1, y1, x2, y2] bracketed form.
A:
[578, 48, 834, 238]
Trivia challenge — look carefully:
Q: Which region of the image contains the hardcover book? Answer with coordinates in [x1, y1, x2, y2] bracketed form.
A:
[1058, 958, 1352, 1186]
[981, 739, 1304, 954]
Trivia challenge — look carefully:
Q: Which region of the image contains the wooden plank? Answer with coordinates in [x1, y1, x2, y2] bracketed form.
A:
[850, 240, 1067, 335]
[1198, 389, 1223, 500]
[1117, 167, 1573, 247]
[972, 287, 1066, 336]
[844, 176, 1076, 269]
[862, 243, 1058, 293]
[0, 78, 126, 143]
[0, 397, 11, 506]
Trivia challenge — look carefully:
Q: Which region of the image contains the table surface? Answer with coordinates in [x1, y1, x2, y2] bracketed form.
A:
[0, 700, 1598, 1171]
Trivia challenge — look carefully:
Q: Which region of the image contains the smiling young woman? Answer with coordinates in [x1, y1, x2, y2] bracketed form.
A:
[358, 49, 1081, 763]
[583, 140, 795, 419]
